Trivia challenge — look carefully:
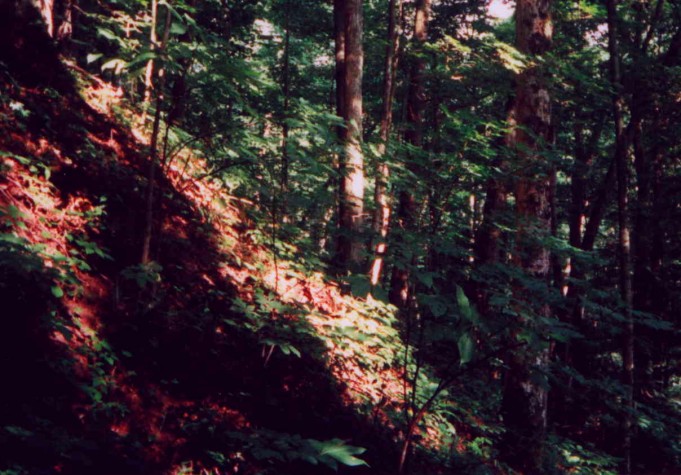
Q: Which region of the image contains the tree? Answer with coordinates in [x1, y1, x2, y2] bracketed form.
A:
[335, 0, 366, 271]
[3, 0, 681, 473]
[605, 0, 634, 471]
[499, 0, 553, 470]
[368, 0, 402, 289]
[389, 0, 431, 308]
[141, 1, 172, 265]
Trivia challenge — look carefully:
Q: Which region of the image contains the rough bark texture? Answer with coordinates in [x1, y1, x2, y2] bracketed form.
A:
[389, 0, 430, 307]
[336, 0, 365, 271]
[500, 0, 552, 471]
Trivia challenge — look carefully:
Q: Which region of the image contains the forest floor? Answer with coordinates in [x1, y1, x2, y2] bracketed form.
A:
[0, 28, 491, 475]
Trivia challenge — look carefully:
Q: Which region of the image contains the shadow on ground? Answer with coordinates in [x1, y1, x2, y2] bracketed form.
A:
[0, 5, 398, 474]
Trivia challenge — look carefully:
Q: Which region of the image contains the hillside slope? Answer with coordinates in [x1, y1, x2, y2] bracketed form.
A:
[0, 7, 472, 475]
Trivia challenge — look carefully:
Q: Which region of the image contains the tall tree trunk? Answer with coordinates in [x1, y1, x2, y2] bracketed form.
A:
[281, 6, 291, 220]
[472, 98, 515, 314]
[500, 0, 552, 471]
[369, 0, 402, 289]
[389, 0, 430, 307]
[562, 119, 603, 338]
[335, 0, 365, 271]
[332, 0, 346, 260]
[142, 0, 159, 125]
[38, 0, 55, 37]
[141, 3, 172, 265]
[606, 0, 634, 471]
[474, 175, 506, 266]
[334, 0, 346, 138]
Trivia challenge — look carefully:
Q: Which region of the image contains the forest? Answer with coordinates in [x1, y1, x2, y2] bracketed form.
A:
[0, 0, 680, 473]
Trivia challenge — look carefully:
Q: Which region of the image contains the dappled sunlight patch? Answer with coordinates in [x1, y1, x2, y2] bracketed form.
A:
[0, 59, 478, 475]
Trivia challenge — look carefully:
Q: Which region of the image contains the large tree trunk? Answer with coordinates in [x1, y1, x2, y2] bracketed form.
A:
[389, 0, 430, 307]
[335, 0, 365, 271]
[368, 0, 402, 289]
[499, 0, 553, 471]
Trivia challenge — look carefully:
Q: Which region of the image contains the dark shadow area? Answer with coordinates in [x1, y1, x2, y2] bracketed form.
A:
[0, 4, 399, 474]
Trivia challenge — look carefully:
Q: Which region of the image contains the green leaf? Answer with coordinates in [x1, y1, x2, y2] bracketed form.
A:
[51, 285, 64, 298]
[416, 271, 436, 288]
[347, 274, 371, 298]
[278, 343, 301, 358]
[96, 28, 118, 41]
[101, 58, 127, 74]
[421, 295, 448, 317]
[317, 439, 369, 468]
[170, 22, 188, 35]
[457, 332, 474, 365]
[456, 286, 479, 324]
[4, 425, 33, 438]
[86, 53, 103, 64]
[125, 51, 157, 70]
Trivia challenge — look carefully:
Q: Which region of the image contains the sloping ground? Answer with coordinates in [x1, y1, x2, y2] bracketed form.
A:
[0, 11, 467, 475]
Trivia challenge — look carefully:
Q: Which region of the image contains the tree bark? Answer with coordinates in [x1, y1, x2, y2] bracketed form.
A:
[38, 0, 55, 37]
[500, 0, 553, 471]
[606, 0, 634, 472]
[335, 0, 366, 271]
[368, 0, 402, 289]
[280, 5, 291, 220]
[389, 0, 430, 307]
[334, 0, 346, 139]
[141, 3, 172, 265]
[142, 0, 159, 125]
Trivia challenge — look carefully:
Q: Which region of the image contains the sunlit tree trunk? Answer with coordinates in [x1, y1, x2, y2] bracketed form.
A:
[389, 0, 430, 307]
[38, 0, 55, 37]
[335, 0, 365, 271]
[369, 0, 402, 289]
[606, 0, 634, 471]
[500, 0, 552, 471]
